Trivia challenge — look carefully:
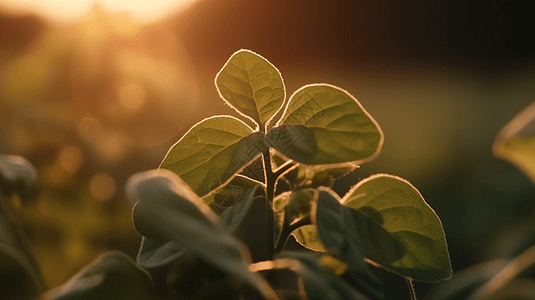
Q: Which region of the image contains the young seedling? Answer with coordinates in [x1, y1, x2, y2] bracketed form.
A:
[127, 49, 453, 299]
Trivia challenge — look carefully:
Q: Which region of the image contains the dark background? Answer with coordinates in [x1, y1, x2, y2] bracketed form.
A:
[1, 0, 535, 298]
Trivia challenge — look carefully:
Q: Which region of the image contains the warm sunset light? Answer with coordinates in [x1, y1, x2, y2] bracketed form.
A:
[0, 0, 199, 22]
[2, 1, 534, 298]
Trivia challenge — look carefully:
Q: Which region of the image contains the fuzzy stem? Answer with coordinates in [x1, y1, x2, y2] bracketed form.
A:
[406, 278, 417, 300]
[263, 149, 275, 259]
[274, 214, 311, 254]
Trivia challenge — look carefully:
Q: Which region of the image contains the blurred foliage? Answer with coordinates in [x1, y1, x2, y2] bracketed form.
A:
[0, 7, 199, 288]
[494, 100, 535, 184]
[422, 101, 535, 299]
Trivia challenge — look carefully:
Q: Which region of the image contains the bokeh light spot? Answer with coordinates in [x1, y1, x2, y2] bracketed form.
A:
[118, 82, 145, 111]
[89, 173, 116, 201]
[59, 145, 84, 173]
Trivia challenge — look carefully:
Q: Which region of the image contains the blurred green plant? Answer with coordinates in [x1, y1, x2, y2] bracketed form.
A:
[425, 101, 535, 300]
[1, 50, 453, 299]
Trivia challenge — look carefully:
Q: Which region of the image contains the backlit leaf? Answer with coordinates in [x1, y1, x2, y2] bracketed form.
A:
[127, 170, 277, 299]
[271, 84, 383, 165]
[342, 174, 452, 282]
[160, 116, 266, 196]
[494, 100, 535, 183]
[292, 225, 325, 252]
[215, 49, 285, 130]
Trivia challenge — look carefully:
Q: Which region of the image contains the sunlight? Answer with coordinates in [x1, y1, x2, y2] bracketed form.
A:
[0, 0, 199, 23]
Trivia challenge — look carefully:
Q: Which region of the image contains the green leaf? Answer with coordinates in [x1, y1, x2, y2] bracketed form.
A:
[219, 185, 265, 233]
[202, 174, 263, 207]
[270, 84, 383, 165]
[292, 225, 325, 252]
[494, 101, 535, 183]
[42, 252, 156, 300]
[137, 237, 185, 270]
[127, 170, 277, 299]
[215, 49, 286, 130]
[0, 154, 37, 201]
[342, 174, 452, 282]
[314, 189, 377, 281]
[160, 116, 266, 196]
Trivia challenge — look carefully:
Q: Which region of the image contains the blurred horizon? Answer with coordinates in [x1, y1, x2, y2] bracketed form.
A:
[1, 0, 535, 296]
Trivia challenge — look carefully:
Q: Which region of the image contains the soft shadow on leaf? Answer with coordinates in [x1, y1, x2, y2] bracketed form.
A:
[266, 125, 318, 163]
[342, 174, 452, 282]
[314, 188, 379, 282]
[219, 185, 265, 233]
[127, 169, 278, 299]
[272, 84, 383, 165]
[215, 49, 286, 130]
[160, 116, 265, 196]
[203, 174, 263, 207]
[42, 252, 155, 300]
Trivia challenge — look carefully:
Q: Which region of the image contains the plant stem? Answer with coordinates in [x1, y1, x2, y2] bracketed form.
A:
[263, 149, 275, 259]
[273, 160, 295, 178]
[274, 214, 311, 254]
[406, 278, 417, 300]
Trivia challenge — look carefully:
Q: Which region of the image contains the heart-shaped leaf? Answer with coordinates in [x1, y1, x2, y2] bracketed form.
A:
[127, 169, 277, 299]
[342, 174, 452, 282]
[270, 84, 383, 165]
[160, 116, 266, 196]
[42, 252, 155, 300]
[215, 49, 285, 130]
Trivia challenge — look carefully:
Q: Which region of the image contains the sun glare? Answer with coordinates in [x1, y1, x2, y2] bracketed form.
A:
[0, 0, 199, 23]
